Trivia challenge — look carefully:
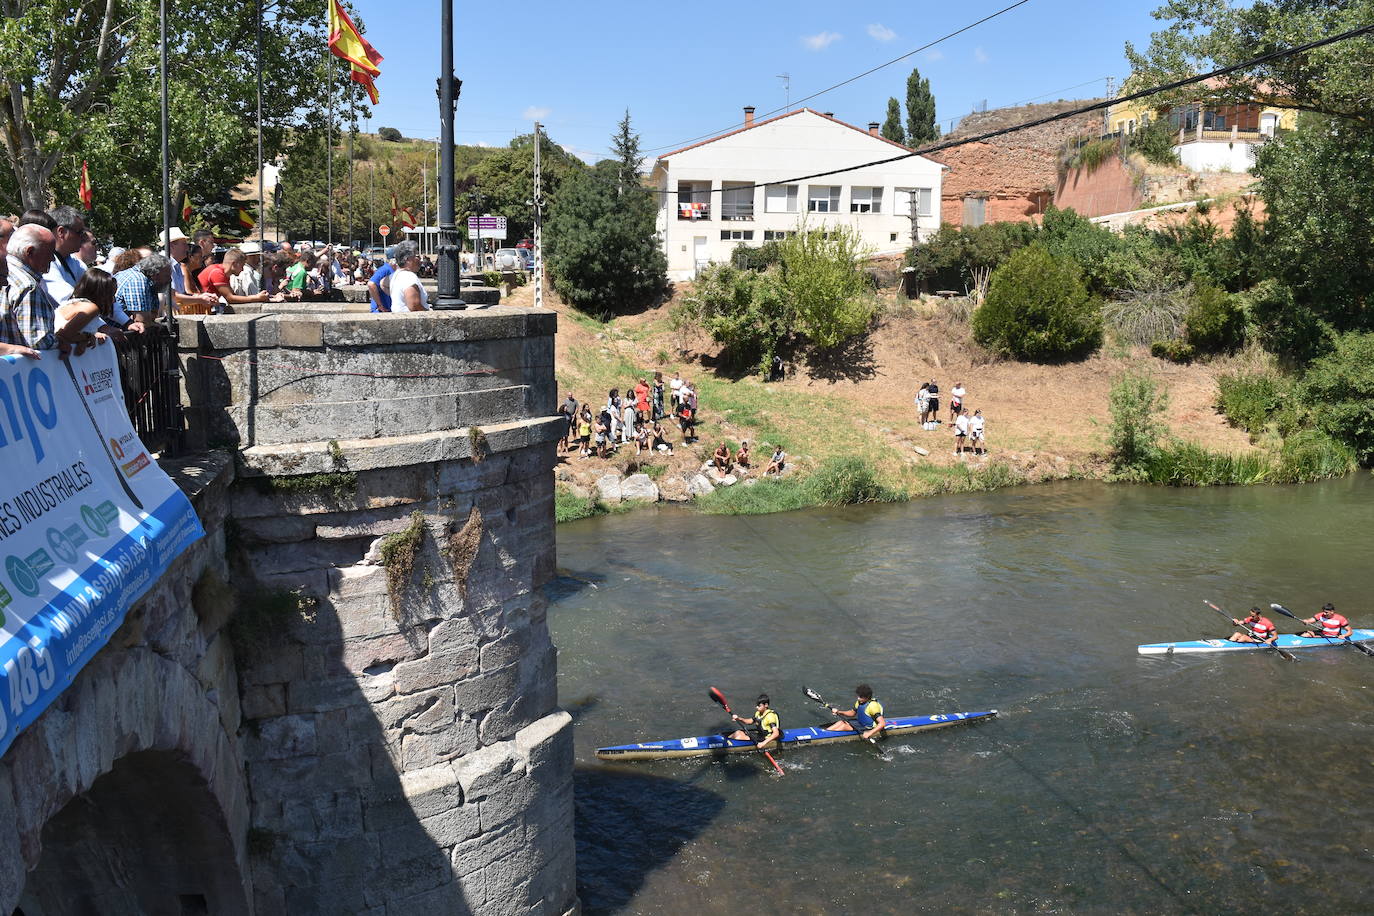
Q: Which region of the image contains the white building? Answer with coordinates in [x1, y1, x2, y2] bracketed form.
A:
[651, 107, 945, 280]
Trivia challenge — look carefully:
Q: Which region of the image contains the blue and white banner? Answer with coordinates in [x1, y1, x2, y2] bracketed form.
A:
[0, 343, 203, 757]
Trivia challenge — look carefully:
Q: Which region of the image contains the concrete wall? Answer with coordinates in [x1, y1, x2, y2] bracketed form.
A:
[1175, 140, 1259, 173]
[1054, 154, 1144, 219]
[2, 306, 577, 915]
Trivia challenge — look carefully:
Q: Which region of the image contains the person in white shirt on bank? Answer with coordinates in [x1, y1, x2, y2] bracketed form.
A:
[970, 409, 986, 455]
[388, 242, 428, 311]
[948, 382, 966, 423]
[953, 408, 971, 456]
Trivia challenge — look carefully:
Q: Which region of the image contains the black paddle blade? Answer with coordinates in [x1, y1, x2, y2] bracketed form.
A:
[1270, 603, 1301, 621]
[802, 687, 828, 707]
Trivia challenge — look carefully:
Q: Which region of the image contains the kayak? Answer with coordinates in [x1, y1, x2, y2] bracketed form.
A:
[1138, 629, 1374, 655]
[594, 710, 998, 761]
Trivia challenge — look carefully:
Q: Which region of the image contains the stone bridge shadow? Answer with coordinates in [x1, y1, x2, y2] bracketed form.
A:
[573, 766, 727, 914]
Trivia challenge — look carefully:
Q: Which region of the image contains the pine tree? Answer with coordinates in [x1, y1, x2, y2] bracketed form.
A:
[610, 109, 642, 195]
[881, 98, 905, 144]
[905, 68, 940, 146]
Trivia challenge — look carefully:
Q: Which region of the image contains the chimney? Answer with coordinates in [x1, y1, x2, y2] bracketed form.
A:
[743, 106, 755, 126]
[868, 122, 880, 136]
[823, 111, 834, 118]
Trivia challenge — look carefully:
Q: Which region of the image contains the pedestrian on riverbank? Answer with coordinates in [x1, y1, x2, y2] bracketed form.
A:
[712, 442, 731, 472]
[953, 408, 970, 456]
[594, 412, 610, 459]
[650, 420, 673, 454]
[669, 371, 683, 414]
[621, 398, 637, 446]
[764, 446, 786, 476]
[915, 382, 930, 426]
[970, 409, 986, 455]
[736, 440, 751, 468]
[559, 393, 578, 452]
[634, 377, 650, 422]
[949, 382, 966, 423]
[578, 407, 593, 456]
[651, 371, 665, 421]
[925, 380, 940, 430]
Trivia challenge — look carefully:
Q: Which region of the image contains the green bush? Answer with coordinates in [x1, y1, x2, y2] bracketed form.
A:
[1150, 339, 1195, 363]
[1039, 206, 1124, 296]
[776, 226, 876, 349]
[554, 486, 606, 524]
[1244, 278, 1330, 365]
[1107, 372, 1168, 477]
[696, 457, 901, 515]
[1297, 331, 1374, 464]
[378, 126, 403, 142]
[731, 241, 784, 271]
[972, 243, 1102, 361]
[1215, 370, 1286, 436]
[1104, 281, 1189, 345]
[1271, 429, 1357, 483]
[1142, 442, 1271, 486]
[676, 263, 789, 376]
[1127, 118, 1181, 167]
[804, 457, 902, 506]
[1184, 283, 1244, 353]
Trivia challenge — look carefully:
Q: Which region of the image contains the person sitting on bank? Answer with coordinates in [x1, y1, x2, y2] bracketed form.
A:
[712, 442, 731, 472]
[727, 694, 782, 751]
[735, 440, 751, 468]
[763, 446, 786, 476]
[825, 684, 886, 740]
[1300, 603, 1351, 640]
[1230, 607, 1278, 645]
[649, 420, 673, 454]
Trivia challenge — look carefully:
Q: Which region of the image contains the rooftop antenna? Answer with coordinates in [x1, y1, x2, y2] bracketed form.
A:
[777, 72, 791, 111]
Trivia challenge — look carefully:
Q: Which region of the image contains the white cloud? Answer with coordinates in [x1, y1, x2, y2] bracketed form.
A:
[802, 31, 842, 51]
[924, 49, 944, 63]
[867, 23, 896, 42]
[523, 106, 551, 120]
[974, 46, 989, 64]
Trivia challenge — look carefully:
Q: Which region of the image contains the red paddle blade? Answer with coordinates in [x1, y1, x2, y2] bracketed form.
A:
[708, 686, 730, 713]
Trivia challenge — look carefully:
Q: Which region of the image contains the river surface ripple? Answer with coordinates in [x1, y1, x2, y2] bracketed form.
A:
[549, 477, 1374, 915]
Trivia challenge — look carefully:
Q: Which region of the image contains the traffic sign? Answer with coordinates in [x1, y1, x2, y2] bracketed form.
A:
[378, 224, 390, 237]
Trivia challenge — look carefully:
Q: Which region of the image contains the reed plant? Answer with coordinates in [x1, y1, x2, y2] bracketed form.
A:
[1270, 430, 1357, 483]
[1141, 441, 1271, 486]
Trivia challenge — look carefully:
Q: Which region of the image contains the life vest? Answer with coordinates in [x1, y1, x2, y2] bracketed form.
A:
[755, 708, 779, 739]
[1319, 612, 1348, 637]
[854, 698, 884, 730]
[1246, 617, 1276, 639]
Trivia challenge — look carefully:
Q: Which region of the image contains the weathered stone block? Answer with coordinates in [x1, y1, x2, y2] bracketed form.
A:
[451, 664, 521, 715]
[248, 714, 318, 760]
[392, 647, 478, 695]
[287, 676, 368, 714]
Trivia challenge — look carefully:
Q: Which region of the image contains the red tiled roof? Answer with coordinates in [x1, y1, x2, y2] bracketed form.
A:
[657, 108, 914, 160]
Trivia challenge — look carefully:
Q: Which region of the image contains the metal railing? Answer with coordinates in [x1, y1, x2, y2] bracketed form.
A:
[114, 321, 184, 457]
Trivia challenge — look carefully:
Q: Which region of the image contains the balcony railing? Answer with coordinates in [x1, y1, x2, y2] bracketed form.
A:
[115, 321, 184, 457]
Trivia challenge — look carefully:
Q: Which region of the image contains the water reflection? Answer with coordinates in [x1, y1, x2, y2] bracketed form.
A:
[553, 478, 1374, 914]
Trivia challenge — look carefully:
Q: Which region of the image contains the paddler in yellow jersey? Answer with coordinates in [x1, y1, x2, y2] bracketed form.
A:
[825, 684, 886, 740]
[727, 694, 782, 750]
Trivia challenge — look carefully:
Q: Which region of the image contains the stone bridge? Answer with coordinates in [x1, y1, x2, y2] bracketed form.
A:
[0, 307, 577, 914]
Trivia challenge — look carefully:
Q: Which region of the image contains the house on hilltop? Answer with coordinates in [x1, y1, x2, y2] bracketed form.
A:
[650, 107, 945, 279]
[925, 99, 1105, 228]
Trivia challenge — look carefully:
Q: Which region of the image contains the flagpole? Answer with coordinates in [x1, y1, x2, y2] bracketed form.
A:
[256, 0, 264, 250]
[348, 125, 354, 249]
[326, 51, 334, 246]
[158, 0, 173, 319]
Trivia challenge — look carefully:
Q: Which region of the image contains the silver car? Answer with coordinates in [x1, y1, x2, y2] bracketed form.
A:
[493, 248, 524, 271]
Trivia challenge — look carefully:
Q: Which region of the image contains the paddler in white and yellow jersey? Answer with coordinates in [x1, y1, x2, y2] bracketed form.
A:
[825, 684, 886, 740]
[728, 694, 782, 750]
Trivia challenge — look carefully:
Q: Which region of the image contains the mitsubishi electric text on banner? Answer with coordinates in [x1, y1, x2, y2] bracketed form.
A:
[0, 345, 204, 757]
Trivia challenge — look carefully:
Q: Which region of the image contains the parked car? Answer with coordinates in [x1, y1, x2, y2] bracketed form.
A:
[518, 248, 535, 270]
[515, 238, 533, 250]
[493, 248, 524, 270]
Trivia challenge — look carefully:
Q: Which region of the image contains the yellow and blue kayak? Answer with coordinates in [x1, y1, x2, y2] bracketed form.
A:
[594, 710, 998, 761]
[1138, 629, 1374, 655]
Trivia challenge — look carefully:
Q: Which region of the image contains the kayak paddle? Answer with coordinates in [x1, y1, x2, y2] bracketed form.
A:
[709, 687, 784, 776]
[803, 687, 880, 746]
[1270, 603, 1374, 657]
[1204, 601, 1296, 661]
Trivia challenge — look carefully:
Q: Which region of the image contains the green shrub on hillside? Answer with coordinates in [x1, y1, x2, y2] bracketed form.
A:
[1128, 118, 1181, 167]
[1104, 281, 1189, 345]
[1271, 430, 1357, 483]
[1184, 283, 1245, 353]
[972, 243, 1102, 361]
[677, 264, 790, 375]
[1151, 339, 1195, 363]
[1216, 371, 1286, 436]
[1297, 331, 1374, 464]
[777, 226, 876, 349]
[1108, 372, 1168, 478]
[731, 241, 784, 272]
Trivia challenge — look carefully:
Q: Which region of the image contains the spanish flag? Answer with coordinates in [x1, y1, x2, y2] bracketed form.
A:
[237, 208, 256, 231]
[79, 161, 93, 210]
[328, 0, 382, 105]
[181, 191, 192, 222]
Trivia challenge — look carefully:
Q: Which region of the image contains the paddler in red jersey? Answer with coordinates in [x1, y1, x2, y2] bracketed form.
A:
[1299, 603, 1351, 640]
[1229, 607, 1278, 645]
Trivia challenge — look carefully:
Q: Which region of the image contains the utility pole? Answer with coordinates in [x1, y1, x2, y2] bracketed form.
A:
[1104, 76, 1116, 135]
[434, 0, 465, 307]
[422, 162, 429, 255]
[533, 121, 543, 309]
[777, 72, 790, 112]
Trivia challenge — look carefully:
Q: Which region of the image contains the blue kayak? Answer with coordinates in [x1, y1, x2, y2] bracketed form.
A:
[594, 710, 998, 761]
[1138, 629, 1374, 655]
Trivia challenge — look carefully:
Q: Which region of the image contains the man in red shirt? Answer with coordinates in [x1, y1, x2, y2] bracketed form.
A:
[1300, 603, 1351, 640]
[199, 250, 268, 306]
[1229, 607, 1278, 645]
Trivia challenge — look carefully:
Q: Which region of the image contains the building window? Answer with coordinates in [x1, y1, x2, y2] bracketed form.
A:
[764, 184, 798, 213]
[677, 181, 711, 220]
[721, 182, 754, 221]
[850, 187, 883, 213]
[720, 229, 754, 241]
[895, 187, 934, 218]
[762, 230, 796, 241]
[808, 185, 840, 213]
[890, 233, 898, 242]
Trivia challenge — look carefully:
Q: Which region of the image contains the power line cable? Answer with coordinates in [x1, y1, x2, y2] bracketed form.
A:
[642, 0, 1034, 154]
[650, 22, 1374, 199]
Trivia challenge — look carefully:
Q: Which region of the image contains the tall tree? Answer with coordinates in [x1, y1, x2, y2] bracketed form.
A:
[465, 131, 584, 242]
[881, 98, 905, 144]
[0, 0, 371, 240]
[546, 113, 665, 315]
[904, 68, 940, 146]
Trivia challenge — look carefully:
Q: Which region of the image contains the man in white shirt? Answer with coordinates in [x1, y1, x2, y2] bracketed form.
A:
[41, 205, 88, 303]
[232, 242, 264, 296]
[949, 383, 966, 423]
[953, 408, 971, 456]
[969, 409, 986, 455]
[669, 372, 683, 413]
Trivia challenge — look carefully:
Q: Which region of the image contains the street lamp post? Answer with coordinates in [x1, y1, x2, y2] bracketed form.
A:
[433, 0, 465, 308]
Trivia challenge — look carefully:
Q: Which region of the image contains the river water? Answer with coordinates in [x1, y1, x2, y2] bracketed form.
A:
[549, 476, 1374, 914]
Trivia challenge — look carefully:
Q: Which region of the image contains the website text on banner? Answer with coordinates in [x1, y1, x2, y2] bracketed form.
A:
[0, 345, 204, 757]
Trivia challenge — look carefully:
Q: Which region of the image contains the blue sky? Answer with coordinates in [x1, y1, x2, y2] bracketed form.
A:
[352, 0, 1171, 162]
